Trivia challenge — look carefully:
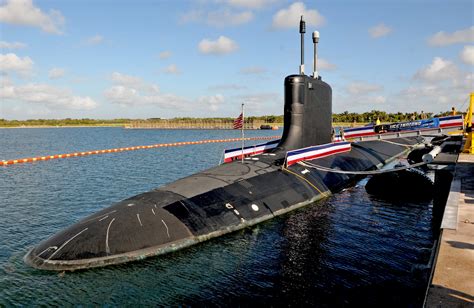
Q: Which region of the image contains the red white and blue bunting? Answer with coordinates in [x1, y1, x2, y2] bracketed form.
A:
[223, 139, 280, 163]
[285, 141, 351, 167]
[438, 115, 464, 128]
[340, 115, 464, 140]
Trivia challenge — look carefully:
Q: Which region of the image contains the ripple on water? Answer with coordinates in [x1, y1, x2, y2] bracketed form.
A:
[0, 128, 436, 306]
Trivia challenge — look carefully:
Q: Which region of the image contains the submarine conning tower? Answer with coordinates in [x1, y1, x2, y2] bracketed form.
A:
[278, 16, 332, 151]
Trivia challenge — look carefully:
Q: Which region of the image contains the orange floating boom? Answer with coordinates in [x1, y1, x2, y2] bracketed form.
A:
[0, 136, 280, 167]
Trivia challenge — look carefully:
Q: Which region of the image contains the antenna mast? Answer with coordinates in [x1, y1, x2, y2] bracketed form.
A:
[312, 31, 320, 79]
[299, 16, 305, 75]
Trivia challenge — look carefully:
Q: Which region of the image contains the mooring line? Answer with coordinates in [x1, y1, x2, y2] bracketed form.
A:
[298, 161, 427, 175]
[0, 136, 280, 167]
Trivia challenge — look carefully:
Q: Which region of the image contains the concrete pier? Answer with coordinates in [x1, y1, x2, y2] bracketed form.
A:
[426, 153, 474, 307]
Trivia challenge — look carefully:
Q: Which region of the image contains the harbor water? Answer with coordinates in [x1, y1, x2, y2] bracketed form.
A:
[0, 128, 438, 306]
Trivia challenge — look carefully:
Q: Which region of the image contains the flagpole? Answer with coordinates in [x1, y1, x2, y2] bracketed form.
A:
[241, 103, 245, 163]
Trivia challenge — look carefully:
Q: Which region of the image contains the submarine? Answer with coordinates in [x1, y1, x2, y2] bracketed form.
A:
[25, 18, 424, 271]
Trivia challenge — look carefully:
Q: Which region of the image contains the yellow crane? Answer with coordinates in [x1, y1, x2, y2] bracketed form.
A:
[463, 92, 473, 154]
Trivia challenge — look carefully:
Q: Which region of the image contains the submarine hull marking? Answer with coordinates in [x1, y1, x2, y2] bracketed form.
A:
[47, 228, 88, 260]
[161, 220, 170, 238]
[98, 216, 108, 222]
[35, 246, 58, 259]
[24, 193, 330, 271]
[105, 218, 116, 254]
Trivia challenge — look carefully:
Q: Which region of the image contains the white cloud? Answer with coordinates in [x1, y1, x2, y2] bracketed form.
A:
[0, 53, 34, 76]
[226, 0, 275, 9]
[391, 59, 472, 112]
[346, 82, 383, 95]
[0, 81, 97, 110]
[0, 41, 27, 49]
[237, 92, 280, 113]
[110, 72, 143, 87]
[414, 57, 458, 81]
[159, 51, 172, 59]
[105, 72, 230, 113]
[105, 72, 190, 110]
[366, 95, 386, 104]
[397, 78, 471, 112]
[103, 85, 139, 105]
[85, 35, 104, 45]
[181, 9, 253, 27]
[318, 58, 336, 71]
[104, 85, 189, 110]
[0, 0, 65, 34]
[239, 66, 267, 74]
[335, 58, 472, 113]
[198, 36, 238, 55]
[460, 45, 474, 65]
[164, 64, 181, 74]
[368, 23, 392, 38]
[48, 67, 65, 79]
[272, 2, 325, 29]
[428, 26, 474, 46]
[334, 81, 385, 112]
[198, 94, 225, 111]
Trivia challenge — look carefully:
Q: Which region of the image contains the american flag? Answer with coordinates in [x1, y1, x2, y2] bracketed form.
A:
[233, 113, 243, 129]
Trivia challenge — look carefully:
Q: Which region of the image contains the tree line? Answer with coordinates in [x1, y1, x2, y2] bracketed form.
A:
[0, 110, 459, 127]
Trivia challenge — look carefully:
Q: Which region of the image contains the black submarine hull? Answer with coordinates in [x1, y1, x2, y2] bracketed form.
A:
[25, 138, 420, 271]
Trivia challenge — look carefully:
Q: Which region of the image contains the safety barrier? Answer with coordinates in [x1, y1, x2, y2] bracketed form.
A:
[0, 136, 280, 167]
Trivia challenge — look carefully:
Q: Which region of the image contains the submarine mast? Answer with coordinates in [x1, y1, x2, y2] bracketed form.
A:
[277, 16, 332, 151]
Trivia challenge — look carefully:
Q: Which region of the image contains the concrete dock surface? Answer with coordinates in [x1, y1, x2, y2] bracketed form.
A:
[426, 153, 474, 307]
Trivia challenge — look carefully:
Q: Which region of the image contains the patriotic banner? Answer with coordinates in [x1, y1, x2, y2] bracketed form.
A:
[233, 113, 243, 129]
[439, 115, 463, 128]
[285, 141, 351, 167]
[223, 139, 280, 163]
[343, 115, 464, 139]
[374, 118, 440, 133]
[343, 125, 375, 139]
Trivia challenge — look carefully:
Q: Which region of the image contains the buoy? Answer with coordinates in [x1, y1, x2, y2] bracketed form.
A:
[0, 136, 280, 167]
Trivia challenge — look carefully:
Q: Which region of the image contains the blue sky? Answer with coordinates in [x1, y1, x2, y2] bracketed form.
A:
[0, 0, 473, 120]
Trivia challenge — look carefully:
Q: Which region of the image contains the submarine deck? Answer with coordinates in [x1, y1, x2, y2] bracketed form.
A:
[25, 138, 419, 271]
[426, 153, 474, 306]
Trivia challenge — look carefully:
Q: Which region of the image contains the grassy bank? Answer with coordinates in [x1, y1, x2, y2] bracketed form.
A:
[0, 118, 130, 128]
[1, 109, 455, 128]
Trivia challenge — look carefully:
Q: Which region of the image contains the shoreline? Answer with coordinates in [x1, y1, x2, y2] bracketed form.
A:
[0, 122, 367, 129]
[0, 125, 126, 129]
